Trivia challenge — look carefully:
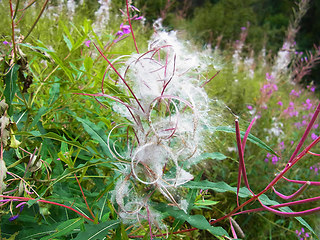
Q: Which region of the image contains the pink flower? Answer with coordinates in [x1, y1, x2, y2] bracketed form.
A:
[265, 72, 273, 81]
[290, 89, 301, 97]
[311, 133, 318, 140]
[307, 85, 316, 92]
[120, 23, 131, 34]
[130, 4, 140, 12]
[303, 99, 313, 110]
[247, 105, 253, 110]
[116, 31, 124, 36]
[260, 83, 278, 96]
[272, 155, 279, 164]
[279, 141, 285, 150]
[277, 101, 283, 106]
[84, 40, 91, 47]
[283, 102, 298, 117]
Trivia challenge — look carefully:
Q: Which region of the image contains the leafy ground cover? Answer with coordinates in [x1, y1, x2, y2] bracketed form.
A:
[0, 0, 319, 239]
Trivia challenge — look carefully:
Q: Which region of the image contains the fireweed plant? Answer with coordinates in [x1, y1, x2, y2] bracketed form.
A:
[78, 25, 219, 233]
[1, 0, 320, 239]
[75, 2, 320, 240]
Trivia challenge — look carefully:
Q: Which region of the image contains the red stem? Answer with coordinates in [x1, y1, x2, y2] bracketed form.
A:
[92, 42, 145, 113]
[0, 195, 95, 222]
[235, 119, 252, 192]
[272, 182, 309, 200]
[74, 174, 95, 219]
[288, 102, 320, 163]
[200, 71, 220, 88]
[126, 0, 139, 53]
[9, 0, 17, 62]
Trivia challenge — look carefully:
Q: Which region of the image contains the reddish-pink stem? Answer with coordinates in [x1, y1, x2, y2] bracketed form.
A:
[92, 42, 145, 113]
[9, 0, 17, 62]
[282, 176, 320, 186]
[288, 102, 320, 163]
[0, 195, 95, 222]
[229, 218, 237, 239]
[74, 174, 95, 219]
[272, 182, 309, 200]
[241, 117, 256, 152]
[235, 119, 253, 200]
[200, 71, 220, 88]
[234, 196, 320, 216]
[126, 0, 139, 54]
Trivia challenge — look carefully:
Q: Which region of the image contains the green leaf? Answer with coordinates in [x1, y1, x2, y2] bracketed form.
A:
[4, 64, 19, 115]
[17, 43, 55, 53]
[40, 218, 83, 240]
[76, 117, 111, 157]
[15, 131, 87, 151]
[74, 220, 120, 240]
[63, 34, 73, 51]
[154, 203, 228, 237]
[48, 77, 60, 105]
[3, 232, 19, 240]
[60, 21, 75, 46]
[35, 40, 73, 82]
[194, 200, 219, 206]
[29, 107, 48, 129]
[278, 207, 316, 236]
[120, 223, 129, 240]
[184, 180, 253, 198]
[50, 51, 74, 82]
[186, 152, 227, 167]
[213, 126, 278, 156]
[185, 180, 280, 206]
[84, 57, 94, 72]
[171, 172, 203, 232]
[72, 34, 88, 51]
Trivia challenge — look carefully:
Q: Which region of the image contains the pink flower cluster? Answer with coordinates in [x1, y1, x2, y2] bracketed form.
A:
[260, 83, 278, 96]
[295, 228, 310, 240]
[307, 85, 316, 92]
[290, 89, 301, 97]
[283, 102, 299, 117]
[265, 72, 274, 81]
[265, 152, 280, 164]
[310, 163, 319, 175]
[302, 99, 313, 110]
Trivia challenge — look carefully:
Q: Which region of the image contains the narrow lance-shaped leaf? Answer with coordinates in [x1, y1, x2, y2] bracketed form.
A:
[75, 117, 112, 157]
[15, 131, 87, 151]
[213, 126, 278, 156]
[4, 64, 20, 115]
[74, 220, 120, 240]
[153, 203, 229, 237]
[40, 218, 83, 240]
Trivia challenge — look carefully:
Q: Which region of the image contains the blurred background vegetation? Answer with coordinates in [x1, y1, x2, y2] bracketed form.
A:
[132, 0, 320, 86]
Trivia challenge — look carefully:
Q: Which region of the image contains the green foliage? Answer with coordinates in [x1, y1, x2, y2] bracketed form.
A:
[0, 1, 319, 240]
